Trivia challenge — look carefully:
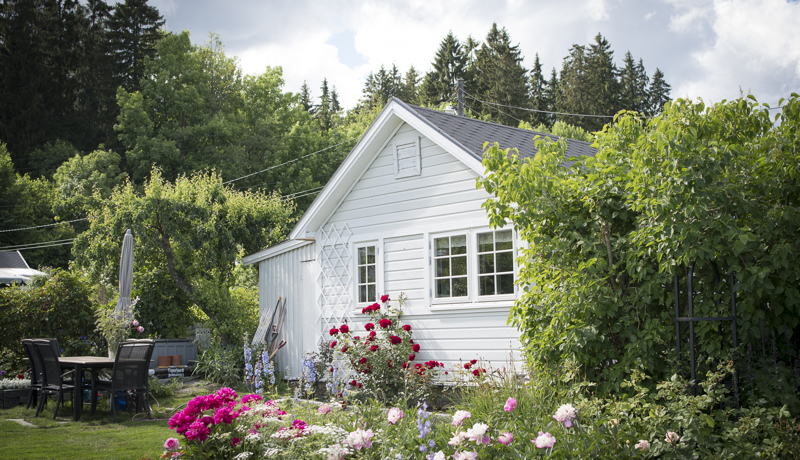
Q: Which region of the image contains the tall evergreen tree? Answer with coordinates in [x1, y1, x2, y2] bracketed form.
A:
[556, 44, 590, 129]
[544, 67, 560, 122]
[528, 53, 550, 127]
[619, 51, 649, 114]
[419, 31, 471, 106]
[317, 78, 332, 131]
[471, 23, 528, 126]
[107, 0, 164, 92]
[360, 64, 402, 110]
[584, 33, 619, 130]
[330, 86, 340, 114]
[647, 68, 671, 116]
[397, 65, 420, 104]
[299, 81, 314, 113]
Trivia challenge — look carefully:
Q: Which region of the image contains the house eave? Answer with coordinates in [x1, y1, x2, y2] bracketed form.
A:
[243, 239, 315, 265]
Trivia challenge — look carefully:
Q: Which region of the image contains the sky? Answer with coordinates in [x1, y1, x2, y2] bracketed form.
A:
[149, 0, 800, 111]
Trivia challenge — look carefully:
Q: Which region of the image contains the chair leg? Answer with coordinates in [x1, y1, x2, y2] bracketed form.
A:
[143, 392, 152, 420]
[35, 392, 46, 417]
[26, 388, 35, 409]
[111, 392, 117, 423]
[53, 389, 62, 420]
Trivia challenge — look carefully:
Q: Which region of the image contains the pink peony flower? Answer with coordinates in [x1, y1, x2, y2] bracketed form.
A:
[452, 410, 471, 426]
[387, 407, 403, 424]
[466, 423, 490, 445]
[504, 397, 517, 412]
[635, 440, 650, 451]
[665, 431, 679, 443]
[132, 320, 139, 327]
[454, 451, 478, 460]
[432, 452, 446, 460]
[345, 428, 374, 451]
[553, 403, 577, 427]
[498, 432, 514, 445]
[533, 431, 556, 449]
[163, 438, 180, 451]
[137, 326, 144, 333]
[318, 404, 331, 414]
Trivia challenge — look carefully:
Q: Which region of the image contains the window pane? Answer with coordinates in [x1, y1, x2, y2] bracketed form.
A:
[452, 256, 467, 276]
[478, 232, 494, 252]
[479, 275, 495, 296]
[452, 277, 468, 297]
[358, 247, 366, 265]
[497, 274, 514, 294]
[495, 230, 513, 250]
[496, 251, 513, 272]
[367, 265, 375, 283]
[451, 235, 467, 255]
[435, 259, 450, 277]
[368, 284, 376, 302]
[367, 246, 375, 264]
[435, 237, 450, 256]
[479, 254, 494, 274]
[436, 279, 450, 297]
[359, 266, 367, 283]
[359, 285, 367, 303]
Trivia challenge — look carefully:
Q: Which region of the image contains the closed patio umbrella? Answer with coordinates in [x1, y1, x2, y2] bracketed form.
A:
[115, 229, 134, 320]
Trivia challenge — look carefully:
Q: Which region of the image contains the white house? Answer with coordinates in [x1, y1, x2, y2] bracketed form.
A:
[243, 98, 597, 378]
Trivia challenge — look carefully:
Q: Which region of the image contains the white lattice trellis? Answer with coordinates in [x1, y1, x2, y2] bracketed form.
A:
[317, 223, 352, 339]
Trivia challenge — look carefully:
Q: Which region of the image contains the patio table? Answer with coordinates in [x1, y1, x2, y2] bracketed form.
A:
[58, 356, 114, 421]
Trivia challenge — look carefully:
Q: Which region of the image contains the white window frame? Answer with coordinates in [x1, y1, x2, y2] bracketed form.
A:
[429, 227, 517, 306]
[353, 240, 382, 309]
[392, 136, 421, 179]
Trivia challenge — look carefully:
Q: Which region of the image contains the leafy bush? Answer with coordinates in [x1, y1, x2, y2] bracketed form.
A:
[479, 94, 800, 391]
[0, 269, 100, 365]
[193, 335, 244, 388]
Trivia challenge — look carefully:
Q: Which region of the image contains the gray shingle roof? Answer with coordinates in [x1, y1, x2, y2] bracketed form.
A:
[396, 97, 598, 162]
[0, 250, 29, 269]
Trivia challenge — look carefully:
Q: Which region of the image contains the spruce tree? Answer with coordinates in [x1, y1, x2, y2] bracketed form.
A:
[299, 81, 314, 113]
[647, 68, 671, 116]
[556, 43, 590, 129]
[584, 33, 619, 130]
[419, 31, 470, 106]
[529, 53, 550, 127]
[397, 65, 420, 104]
[317, 78, 332, 131]
[619, 51, 649, 114]
[471, 23, 528, 126]
[107, 0, 165, 92]
[330, 87, 340, 114]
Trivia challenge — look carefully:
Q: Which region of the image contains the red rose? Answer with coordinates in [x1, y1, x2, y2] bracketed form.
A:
[380, 294, 390, 303]
[414, 363, 422, 369]
[331, 341, 337, 348]
[341, 346, 349, 353]
[360, 357, 367, 364]
[369, 302, 380, 311]
[17, 374, 24, 379]
[470, 359, 477, 365]
[354, 336, 361, 340]
[365, 323, 375, 331]
[358, 383, 362, 388]
[445, 371, 449, 375]
[403, 324, 411, 332]
[464, 363, 471, 370]
[368, 331, 376, 338]
[409, 339, 414, 344]
[389, 335, 402, 345]
[339, 324, 350, 333]
[370, 345, 379, 352]
[361, 308, 367, 314]
[412, 344, 420, 352]
[329, 328, 339, 336]
[402, 362, 407, 369]
[472, 369, 480, 376]
[408, 354, 415, 361]
[379, 318, 392, 329]
[350, 380, 357, 386]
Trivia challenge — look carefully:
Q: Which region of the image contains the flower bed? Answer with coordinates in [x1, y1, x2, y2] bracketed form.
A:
[0, 378, 31, 409]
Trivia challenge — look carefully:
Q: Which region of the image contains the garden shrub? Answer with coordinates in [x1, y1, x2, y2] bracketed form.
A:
[193, 335, 244, 388]
[0, 268, 100, 370]
[478, 93, 800, 391]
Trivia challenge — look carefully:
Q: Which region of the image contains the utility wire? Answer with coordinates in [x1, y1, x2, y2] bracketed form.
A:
[0, 217, 87, 233]
[4, 240, 75, 251]
[0, 238, 76, 250]
[223, 136, 360, 185]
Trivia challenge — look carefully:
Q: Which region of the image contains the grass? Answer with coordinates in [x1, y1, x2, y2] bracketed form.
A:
[0, 379, 224, 460]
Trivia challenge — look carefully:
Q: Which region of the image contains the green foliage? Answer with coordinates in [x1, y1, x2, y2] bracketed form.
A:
[518, 120, 594, 143]
[0, 269, 100, 363]
[52, 148, 128, 220]
[478, 94, 800, 390]
[148, 376, 183, 399]
[193, 336, 244, 387]
[72, 168, 294, 343]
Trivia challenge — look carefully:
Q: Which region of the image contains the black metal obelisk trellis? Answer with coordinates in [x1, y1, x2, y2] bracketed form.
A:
[674, 262, 739, 406]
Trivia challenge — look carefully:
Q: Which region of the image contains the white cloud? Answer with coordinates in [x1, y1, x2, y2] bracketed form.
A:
[673, 0, 800, 104]
[585, 0, 611, 21]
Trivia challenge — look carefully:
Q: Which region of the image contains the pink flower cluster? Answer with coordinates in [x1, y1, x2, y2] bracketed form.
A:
[553, 403, 578, 428]
[168, 388, 261, 442]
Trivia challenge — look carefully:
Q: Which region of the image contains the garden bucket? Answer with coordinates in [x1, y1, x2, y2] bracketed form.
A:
[171, 355, 182, 366]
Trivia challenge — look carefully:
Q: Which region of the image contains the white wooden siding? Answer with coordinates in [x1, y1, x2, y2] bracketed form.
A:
[256, 242, 317, 379]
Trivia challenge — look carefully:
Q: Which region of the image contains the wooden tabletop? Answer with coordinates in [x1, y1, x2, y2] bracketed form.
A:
[59, 356, 114, 366]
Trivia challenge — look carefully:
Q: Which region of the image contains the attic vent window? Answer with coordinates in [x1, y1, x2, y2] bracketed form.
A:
[393, 137, 421, 179]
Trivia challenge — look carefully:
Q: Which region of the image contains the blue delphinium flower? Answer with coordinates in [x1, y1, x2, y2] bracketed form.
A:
[301, 354, 315, 397]
[243, 341, 253, 384]
[263, 350, 275, 385]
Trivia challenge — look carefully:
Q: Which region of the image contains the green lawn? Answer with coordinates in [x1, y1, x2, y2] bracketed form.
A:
[0, 382, 220, 460]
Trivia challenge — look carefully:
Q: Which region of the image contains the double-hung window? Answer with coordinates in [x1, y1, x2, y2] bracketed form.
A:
[356, 245, 377, 304]
[430, 229, 516, 304]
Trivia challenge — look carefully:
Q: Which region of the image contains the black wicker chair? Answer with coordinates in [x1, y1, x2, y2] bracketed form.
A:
[31, 339, 75, 419]
[21, 339, 45, 409]
[91, 340, 155, 422]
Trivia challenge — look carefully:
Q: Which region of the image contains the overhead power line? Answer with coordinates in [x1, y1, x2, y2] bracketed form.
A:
[223, 136, 360, 185]
[9, 240, 75, 251]
[0, 238, 76, 250]
[0, 217, 87, 233]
